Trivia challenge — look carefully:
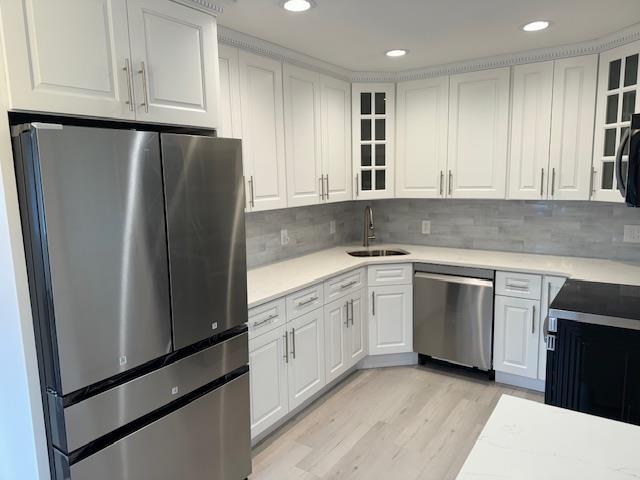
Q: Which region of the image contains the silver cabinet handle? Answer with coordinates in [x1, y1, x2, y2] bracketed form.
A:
[355, 174, 359, 197]
[283, 332, 289, 363]
[290, 328, 296, 359]
[551, 168, 556, 197]
[506, 283, 529, 291]
[325, 175, 330, 200]
[138, 61, 150, 113]
[532, 305, 536, 334]
[249, 176, 255, 208]
[340, 280, 358, 289]
[344, 302, 349, 327]
[591, 166, 597, 196]
[540, 168, 544, 197]
[448, 170, 453, 196]
[123, 58, 134, 111]
[350, 299, 354, 326]
[319, 176, 324, 201]
[372, 291, 375, 315]
[297, 295, 318, 307]
[253, 313, 277, 328]
[439, 170, 444, 196]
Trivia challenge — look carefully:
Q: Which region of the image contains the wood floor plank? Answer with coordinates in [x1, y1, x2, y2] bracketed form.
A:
[249, 365, 543, 480]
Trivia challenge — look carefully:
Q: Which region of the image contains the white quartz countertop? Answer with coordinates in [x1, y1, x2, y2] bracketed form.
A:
[457, 395, 640, 479]
[247, 244, 640, 308]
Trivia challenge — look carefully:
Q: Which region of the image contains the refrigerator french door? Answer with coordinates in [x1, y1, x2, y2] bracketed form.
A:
[13, 123, 250, 480]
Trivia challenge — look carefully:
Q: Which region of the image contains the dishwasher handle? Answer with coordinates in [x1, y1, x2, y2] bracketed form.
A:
[414, 272, 493, 288]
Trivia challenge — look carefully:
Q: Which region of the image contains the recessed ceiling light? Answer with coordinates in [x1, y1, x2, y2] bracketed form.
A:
[283, 0, 312, 12]
[523, 20, 550, 32]
[386, 49, 408, 58]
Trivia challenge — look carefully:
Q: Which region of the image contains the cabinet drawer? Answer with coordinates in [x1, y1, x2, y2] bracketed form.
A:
[496, 271, 542, 300]
[367, 264, 412, 286]
[286, 283, 324, 321]
[248, 298, 286, 339]
[324, 268, 365, 303]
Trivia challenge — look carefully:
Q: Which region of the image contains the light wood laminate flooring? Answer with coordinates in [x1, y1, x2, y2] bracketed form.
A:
[250, 365, 542, 480]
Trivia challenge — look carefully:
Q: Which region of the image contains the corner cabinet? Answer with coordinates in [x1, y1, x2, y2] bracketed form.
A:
[352, 83, 395, 200]
[548, 55, 598, 200]
[2, 0, 220, 128]
[239, 51, 287, 211]
[592, 41, 640, 202]
[396, 77, 450, 198]
[448, 68, 510, 199]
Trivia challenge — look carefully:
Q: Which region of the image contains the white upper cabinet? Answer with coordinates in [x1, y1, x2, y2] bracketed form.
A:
[396, 77, 449, 198]
[320, 75, 352, 203]
[2, 0, 220, 128]
[239, 51, 287, 211]
[448, 68, 510, 198]
[352, 83, 395, 200]
[592, 42, 640, 202]
[217, 44, 243, 139]
[1, 0, 134, 119]
[283, 64, 323, 207]
[548, 55, 598, 200]
[508, 62, 554, 200]
[127, 0, 219, 127]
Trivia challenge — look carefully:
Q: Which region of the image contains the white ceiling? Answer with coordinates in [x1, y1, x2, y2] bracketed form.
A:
[217, 0, 640, 71]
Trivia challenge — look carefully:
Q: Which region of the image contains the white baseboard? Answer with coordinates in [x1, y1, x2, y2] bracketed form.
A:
[357, 352, 418, 369]
[495, 371, 545, 393]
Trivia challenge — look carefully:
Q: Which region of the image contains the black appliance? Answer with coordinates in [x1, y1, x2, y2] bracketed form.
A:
[544, 280, 640, 426]
[616, 113, 640, 207]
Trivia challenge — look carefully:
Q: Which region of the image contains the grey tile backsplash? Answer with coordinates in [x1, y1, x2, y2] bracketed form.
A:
[245, 199, 640, 268]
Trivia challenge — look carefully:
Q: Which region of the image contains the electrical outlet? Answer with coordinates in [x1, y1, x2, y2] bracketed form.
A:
[421, 220, 431, 235]
[280, 229, 290, 246]
[330, 220, 336, 234]
[623, 225, 640, 243]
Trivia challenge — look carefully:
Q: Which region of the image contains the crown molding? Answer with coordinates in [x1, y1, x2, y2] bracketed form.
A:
[171, 0, 224, 15]
[218, 22, 640, 83]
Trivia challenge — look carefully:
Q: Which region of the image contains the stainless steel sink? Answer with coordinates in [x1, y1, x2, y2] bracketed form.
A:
[347, 249, 409, 257]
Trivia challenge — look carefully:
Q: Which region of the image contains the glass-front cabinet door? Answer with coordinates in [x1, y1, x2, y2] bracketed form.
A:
[352, 83, 395, 199]
[593, 41, 640, 202]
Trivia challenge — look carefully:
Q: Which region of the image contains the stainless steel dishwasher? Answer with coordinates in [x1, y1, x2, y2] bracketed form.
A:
[414, 264, 494, 371]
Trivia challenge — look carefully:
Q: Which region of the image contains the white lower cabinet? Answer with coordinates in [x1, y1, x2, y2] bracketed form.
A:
[287, 308, 326, 410]
[494, 295, 541, 379]
[249, 326, 289, 439]
[324, 289, 367, 384]
[368, 285, 413, 355]
[538, 276, 566, 381]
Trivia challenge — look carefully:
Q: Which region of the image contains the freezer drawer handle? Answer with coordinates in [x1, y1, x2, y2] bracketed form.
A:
[297, 296, 319, 307]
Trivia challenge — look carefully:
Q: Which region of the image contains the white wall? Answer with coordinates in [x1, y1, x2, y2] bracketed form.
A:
[0, 7, 51, 479]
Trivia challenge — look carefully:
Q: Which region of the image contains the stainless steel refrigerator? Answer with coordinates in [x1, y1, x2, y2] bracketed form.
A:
[12, 123, 251, 480]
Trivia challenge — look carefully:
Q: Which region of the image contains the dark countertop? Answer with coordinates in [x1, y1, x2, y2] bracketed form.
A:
[549, 279, 640, 330]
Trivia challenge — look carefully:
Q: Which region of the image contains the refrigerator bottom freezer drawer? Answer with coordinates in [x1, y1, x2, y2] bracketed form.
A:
[56, 372, 251, 480]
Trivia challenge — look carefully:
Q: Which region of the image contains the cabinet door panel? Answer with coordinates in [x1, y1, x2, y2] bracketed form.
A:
[321, 75, 352, 203]
[239, 51, 287, 211]
[538, 276, 566, 381]
[448, 68, 510, 198]
[2, 0, 133, 119]
[217, 44, 242, 139]
[127, 0, 219, 127]
[249, 327, 288, 439]
[549, 55, 598, 200]
[324, 298, 348, 384]
[368, 285, 413, 355]
[284, 65, 323, 207]
[288, 309, 325, 410]
[396, 77, 449, 198]
[348, 290, 367, 365]
[508, 62, 554, 199]
[494, 296, 540, 379]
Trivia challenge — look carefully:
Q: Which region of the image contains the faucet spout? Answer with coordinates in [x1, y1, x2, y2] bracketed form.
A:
[363, 206, 376, 247]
